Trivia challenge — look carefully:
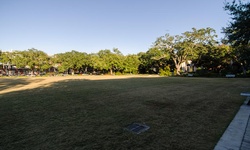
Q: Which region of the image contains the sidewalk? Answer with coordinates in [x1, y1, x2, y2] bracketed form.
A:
[214, 97, 250, 150]
[241, 113, 250, 150]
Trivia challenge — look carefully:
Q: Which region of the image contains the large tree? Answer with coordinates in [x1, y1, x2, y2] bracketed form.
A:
[55, 50, 87, 74]
[0, 51, 13, 75]
[154, 28, 217, 75]
[197, 44, 234, 73]
[0, 51, 12, 65]
[11, 51, 28, 69]
[97, 49, 124, 75]
[88, 53, 103, 73]
[138, 48, 169, 74]
[224, 0, 250, 67]
[124, 54, 140, 74]
[23, 48, 50, 74]
[0, 49, 50, 75]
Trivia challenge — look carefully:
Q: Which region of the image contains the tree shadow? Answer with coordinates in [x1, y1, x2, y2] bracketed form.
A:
[0, 77, 249, 149]
[0, 78, 45, 93]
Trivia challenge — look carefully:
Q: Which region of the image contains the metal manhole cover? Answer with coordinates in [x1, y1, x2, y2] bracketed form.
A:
[124, 123, 150, 134]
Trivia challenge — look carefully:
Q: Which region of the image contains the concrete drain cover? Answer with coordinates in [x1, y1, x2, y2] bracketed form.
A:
[125, 123, 150, 134]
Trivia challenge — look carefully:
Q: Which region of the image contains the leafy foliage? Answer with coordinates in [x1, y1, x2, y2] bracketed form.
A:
[97, 49, 124, 74]
[124, 54, 140, 74]
[159, 66, 172, 76]
[224, 0, 250, 66]
[154, 28, 218, 75]
[0, 26, 244, 76]
[138, 48, 170, 74]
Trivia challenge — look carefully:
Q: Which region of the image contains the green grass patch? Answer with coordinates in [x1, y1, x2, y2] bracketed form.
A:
[0, 77, 249, 149]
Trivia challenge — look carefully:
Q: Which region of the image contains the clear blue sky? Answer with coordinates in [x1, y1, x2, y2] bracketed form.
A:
[0, 0, 233, 55]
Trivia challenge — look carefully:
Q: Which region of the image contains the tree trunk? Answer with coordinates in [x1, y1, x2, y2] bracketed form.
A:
[85, 67, 88, 73]
[173, 58, 181, 75]
[176, 65, 181, 75]
[110, 68, 113, 75]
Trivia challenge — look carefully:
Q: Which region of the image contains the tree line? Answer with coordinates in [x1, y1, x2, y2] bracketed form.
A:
[0, 27, 247, 76]
[0, 0, 249, 77]
[0, 48, 142, 75]
[0, 30, 242, 77]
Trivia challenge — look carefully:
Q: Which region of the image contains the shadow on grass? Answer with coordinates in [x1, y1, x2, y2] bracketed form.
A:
[0, 77, 45, 92]
[0, 77, 250, 149]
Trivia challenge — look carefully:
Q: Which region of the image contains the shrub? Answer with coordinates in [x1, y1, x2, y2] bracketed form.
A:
[246, 70, 250, 77]
[115, 71, 123, 75]
[194, 68, 220, 77]
[159, 66, 172, 76]
[195, 67, 208, 77]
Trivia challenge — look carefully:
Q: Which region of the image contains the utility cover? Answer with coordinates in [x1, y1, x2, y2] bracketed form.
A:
[125, 123, 150, 134]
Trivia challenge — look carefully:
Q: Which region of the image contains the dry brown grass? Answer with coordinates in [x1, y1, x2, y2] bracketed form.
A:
[0, 75, 159, 94]
[0, 76, 249, 149]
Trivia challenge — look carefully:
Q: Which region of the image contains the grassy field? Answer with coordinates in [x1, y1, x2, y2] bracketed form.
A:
[0, 76, 249, 149]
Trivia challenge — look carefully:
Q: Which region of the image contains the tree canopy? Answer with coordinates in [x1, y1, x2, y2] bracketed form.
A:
[224, 0, 250, 66]
[0, 26, 246, 77]
[154, 27, 218, 75]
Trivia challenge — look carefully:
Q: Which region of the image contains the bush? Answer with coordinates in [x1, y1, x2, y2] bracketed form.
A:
[115, 71, 123, 75]
[245, 70, 250, 77]
[124, 69, 138, 75]
[194, 68, 220, 77]
[159, 66, 172, 76]
[195, 67, 208, 77]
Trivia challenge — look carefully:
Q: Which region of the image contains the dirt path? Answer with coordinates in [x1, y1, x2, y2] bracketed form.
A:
[0, 75, 160, 95]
